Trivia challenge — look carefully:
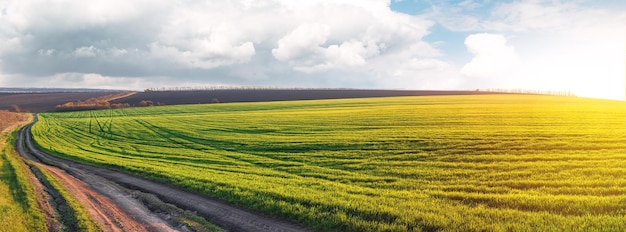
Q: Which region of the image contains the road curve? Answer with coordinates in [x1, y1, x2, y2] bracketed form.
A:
[18, 116, 312, 232]
[16, 118, 176, 232]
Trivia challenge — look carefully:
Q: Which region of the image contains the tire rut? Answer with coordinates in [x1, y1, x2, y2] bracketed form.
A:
[19, 116, 312, 232]
[17, 118, 177, 232]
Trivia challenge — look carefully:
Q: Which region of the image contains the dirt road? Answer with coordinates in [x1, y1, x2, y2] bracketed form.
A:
[40, 164, 158, 232]
[16, 120, 175, 232]
[17, 117, 311, 232]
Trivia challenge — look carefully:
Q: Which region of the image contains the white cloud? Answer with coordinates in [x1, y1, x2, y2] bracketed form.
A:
[2, 0, 166, 31]
[0, 0, 447, 90]
[326, 41, 374, 66]
[43, 73, 145, 90]
[272, 23, 383, 73]
[461, 33, 520, 79]
[150, 1, 261, 69]
[38, 48, 55, 56]
[406, 58, 450, 71]
[148, 41, 256, 69]
[269, 2, 436, 74]
[108, 48, 127, 57]
[0, 72, 138, 89]
[486, 0, 600, 32]
[73, 46, 98, 57]
[272, 23, 330, 61]
[387, 58, 461, 90]
[0, 36, 25, 54]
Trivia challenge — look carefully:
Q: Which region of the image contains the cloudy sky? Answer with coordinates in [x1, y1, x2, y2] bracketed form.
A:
[0, 0, 624, 100]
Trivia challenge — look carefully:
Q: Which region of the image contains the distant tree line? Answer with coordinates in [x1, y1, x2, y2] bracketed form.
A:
[143, 86, 354, 92]
[478, 89, 576, 97]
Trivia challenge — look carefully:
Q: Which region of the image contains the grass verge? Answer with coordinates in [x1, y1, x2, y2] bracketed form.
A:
[0, 117, 46, 232]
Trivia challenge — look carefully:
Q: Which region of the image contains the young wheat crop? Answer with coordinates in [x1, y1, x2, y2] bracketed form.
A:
[32, 95, 626, 231]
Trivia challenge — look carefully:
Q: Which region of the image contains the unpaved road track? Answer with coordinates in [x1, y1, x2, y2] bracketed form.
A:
[38, 165, 159, 232]
[17, 120, 174, 232]
[17, 117, 311, 232]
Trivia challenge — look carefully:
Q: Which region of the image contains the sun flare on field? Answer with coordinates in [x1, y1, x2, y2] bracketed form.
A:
[569, 74, 626, 101]
[519, 46, 626, 101]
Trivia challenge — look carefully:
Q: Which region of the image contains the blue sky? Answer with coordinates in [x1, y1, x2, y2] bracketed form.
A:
[0, 0, 624, 100]
[390, 0, 485, 62]
[390, 0, 433, 15]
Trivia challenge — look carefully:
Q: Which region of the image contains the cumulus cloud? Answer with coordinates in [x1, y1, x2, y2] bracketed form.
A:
[148, 41, 255, 69]
[0, 0, 446, 90]
[272, 23, 382, 73]
[149, 1, 259, 69]
[272, 23, 330, 61]
[461, 33, 520, 79]
[404, 58, 450, 71]
[37, 49, 55, 56]
[73, 46, 98, 57]
[270, 3, 434, 73]
[108, 48, 128, 57]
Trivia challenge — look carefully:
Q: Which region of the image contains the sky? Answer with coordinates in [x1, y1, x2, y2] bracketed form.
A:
[0, 0, 624, 100]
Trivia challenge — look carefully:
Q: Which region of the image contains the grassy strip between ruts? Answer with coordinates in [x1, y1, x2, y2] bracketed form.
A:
[26, 162, 102, 232]
[32, 95, 626, 231]
[0, 115, 46, 232]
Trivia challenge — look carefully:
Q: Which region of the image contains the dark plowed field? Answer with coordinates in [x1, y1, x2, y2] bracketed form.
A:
[111, 89, 493, 106]
[0, 92, 122, 112]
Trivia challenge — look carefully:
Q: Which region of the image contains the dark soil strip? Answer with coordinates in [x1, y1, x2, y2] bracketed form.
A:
[0, 92, 121, 113]
[18, 118, 312, 232]
[111, 89, 496, 106]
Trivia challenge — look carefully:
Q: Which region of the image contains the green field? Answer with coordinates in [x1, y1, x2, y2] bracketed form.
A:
[32, 95, 626, 231]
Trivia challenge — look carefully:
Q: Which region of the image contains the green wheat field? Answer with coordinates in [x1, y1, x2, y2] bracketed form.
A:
[32, 95, 626, 231]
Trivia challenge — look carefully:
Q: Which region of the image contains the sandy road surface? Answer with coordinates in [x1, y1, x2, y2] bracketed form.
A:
[41, 165, 153, 232]
[18, 116, 312, 232]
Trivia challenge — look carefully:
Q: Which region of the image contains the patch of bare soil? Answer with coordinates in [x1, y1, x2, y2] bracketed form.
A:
[41, 164, 151, 232]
